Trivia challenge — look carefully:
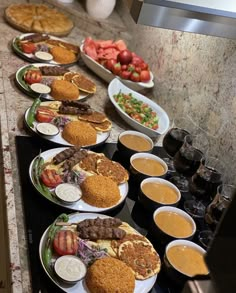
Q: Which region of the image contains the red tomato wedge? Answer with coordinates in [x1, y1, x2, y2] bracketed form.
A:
[36, 107, 55, 123]
[41, 169, 62, 188]
[24, 69, 42, 85]
[53, 230, 78, 256]
[21, 42, 36, 54]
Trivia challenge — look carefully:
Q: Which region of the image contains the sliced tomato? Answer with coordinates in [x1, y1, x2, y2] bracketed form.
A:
[21, 42, 36, 54]
[53, 230, 78, 256]
[24, 69, 42, 85]
[36, 107, 55, 123]
[41, 169, 62, 188]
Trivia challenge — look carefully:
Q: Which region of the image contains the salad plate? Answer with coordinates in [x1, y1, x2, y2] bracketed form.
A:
[108, 78, 169, 138]
[39, 212, 158, 293]
[29, 147, 129, 213]
[12, 33, 79, 65]
[80, 41, 154, 92]
[15, 63, 91, 100]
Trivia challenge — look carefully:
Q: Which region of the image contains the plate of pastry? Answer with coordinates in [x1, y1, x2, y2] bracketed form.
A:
[29, 147, 129, 212]
[12, 33, 80, 65]
[15, 63, 96, 100]
[5, 4, 73, 37]
[24, 99, 111, 148]
[39, 212, 160, 292]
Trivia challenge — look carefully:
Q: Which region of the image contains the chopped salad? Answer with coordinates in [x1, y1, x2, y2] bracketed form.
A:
[113, 92, 159, 130]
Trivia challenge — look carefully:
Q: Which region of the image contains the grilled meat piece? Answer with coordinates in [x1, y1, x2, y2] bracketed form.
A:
[78, 226, 126, 240]
[53, 146, 80, 165]
[59, 105, 92, 115]
[62, 149, 88, 170]
[39, 66, 69, 76]
[61, 100, 91, 110]
[77, 217, 122, 229]
[22, 33, 50, 43]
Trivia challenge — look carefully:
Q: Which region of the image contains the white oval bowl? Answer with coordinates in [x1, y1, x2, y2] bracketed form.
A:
[108, 78, 169, 138]
[80, 42, 154, 92]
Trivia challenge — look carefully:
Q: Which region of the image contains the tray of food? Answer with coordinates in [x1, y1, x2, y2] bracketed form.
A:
[108, 78, 169, 138]
[24, 99, 111, 148]
[80, 37, 154, 92]
[5, 4, 73, 37]
[29, 147, 129, 212]
[16, 63, 96, 100]
[12, 33, 80, 65]
[39, 212, 161, 293]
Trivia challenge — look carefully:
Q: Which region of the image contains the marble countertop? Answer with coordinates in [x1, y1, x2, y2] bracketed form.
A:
[0, 1, 135, 292]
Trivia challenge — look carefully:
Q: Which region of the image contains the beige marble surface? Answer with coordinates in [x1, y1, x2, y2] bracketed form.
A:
[1, 0, 236, 292]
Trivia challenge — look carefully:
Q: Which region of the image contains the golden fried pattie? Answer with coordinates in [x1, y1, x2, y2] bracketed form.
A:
[78, 111, 107, 123]
[96, 158, 129, 184]
[89, 119, 112, 132]
[72, 74, 96, 94]
[50, 46, 77, 64]
[81, 175, 120, 208]
[50, 80, 79, 101]
[62, 121, 96, 146]
[85, 257, 135, 293]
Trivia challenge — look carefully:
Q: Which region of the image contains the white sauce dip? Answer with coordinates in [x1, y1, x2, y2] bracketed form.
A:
[30, 83, 51, 94]
[54, 255, 87, 282]
[55, 183, 82, 203]
[36, 123, 59, 136]
[35, 51, 53, 61]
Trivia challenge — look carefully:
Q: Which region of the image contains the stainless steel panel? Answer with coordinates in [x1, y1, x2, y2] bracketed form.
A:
[130, 1, 236, 39]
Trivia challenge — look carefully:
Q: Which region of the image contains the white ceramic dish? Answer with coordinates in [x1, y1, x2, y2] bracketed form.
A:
[29, 148, 128, 212]
[108, 78, 169, 138]
[12, 33, 79, 65]
[16, 63, 89, 100]
[80, 42, 154, 92]
[24, 102, 110, 148]
[39, 212, 158, 293]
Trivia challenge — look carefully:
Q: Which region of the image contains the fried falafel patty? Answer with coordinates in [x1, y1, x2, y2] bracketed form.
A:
[50, 79, 79, 101]
[80, 175, 121, 208]
[85, 257, 135, 293]
[62, 121, 96, 146]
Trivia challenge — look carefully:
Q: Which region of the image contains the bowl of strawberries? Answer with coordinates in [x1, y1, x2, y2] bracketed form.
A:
[80, 37, 154, 92]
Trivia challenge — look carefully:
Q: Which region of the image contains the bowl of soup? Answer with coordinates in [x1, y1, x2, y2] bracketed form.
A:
[130, 153, 168, 182]
[164, 239, 209, 284]
[140, 178, 181, 211]
[152, 206, 196, 245]
[117, 130, 154, 158]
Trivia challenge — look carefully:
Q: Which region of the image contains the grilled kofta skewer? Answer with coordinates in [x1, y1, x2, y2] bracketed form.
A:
[78, 226, 126, 240]
[77, 217, 122, 229]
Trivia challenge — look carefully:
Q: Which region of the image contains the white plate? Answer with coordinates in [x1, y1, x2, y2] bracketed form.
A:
[108, 78, 170, 138]
[29, 147, 128, 212]
[39, 212, 157, 293]
[80, 42, 154, 92]
[24, 102, 110, 147]
[12, 33, 79, 65]
[16, 63, 89, 101]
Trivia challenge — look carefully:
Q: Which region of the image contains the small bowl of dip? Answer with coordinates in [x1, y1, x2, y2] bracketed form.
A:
[164, 239, 209, 285]
[117, 130, 154, 159]
[139, 178, 181, 212]
[36, 123, 59, 137]
[54, 255, 87, 284]
[130, 152, 168, 183]
[151, 206, 196, 245]
[30, 83, 51, 95]
[55, 183, 82, 204]
[34, 51, 53, 62]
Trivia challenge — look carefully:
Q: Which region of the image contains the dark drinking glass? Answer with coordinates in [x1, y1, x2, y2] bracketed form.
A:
[162, 116, 196, 158]
[189, 157, 225, 202]
[205, 184, 235, 231]
[163, 128, 190, 157]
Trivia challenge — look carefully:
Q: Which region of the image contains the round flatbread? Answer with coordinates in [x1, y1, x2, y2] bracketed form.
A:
[96, 158, 129, 184]
[118, 240, 161, 280]
[72, 74, 96, 94]
[79, 111, 107, 123]
[89, 119, 112, 132]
